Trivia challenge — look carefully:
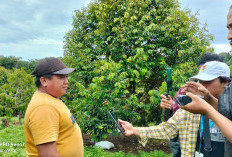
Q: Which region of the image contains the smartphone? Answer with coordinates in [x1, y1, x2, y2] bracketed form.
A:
[108, 110, 124, 133]
[175, 94, 204, 106]
[175, 95, 192, 106]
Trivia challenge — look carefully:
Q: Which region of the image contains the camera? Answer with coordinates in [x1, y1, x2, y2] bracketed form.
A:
[175, 94, 204, 106]
[218, 82, 232, 120]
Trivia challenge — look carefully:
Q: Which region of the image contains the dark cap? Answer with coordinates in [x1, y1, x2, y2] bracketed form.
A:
[31, 57, 75, 76]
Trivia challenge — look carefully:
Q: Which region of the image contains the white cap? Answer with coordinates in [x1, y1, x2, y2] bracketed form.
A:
[189, 61, 230, 81]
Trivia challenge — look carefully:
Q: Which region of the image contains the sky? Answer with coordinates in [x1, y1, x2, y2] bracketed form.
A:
[0, 0, 231, 61]
[179, 0, 231, 54]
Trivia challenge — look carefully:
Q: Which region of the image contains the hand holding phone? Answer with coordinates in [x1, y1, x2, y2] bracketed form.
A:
[175, 94, 204, 106]
[108, 110, 124, 133]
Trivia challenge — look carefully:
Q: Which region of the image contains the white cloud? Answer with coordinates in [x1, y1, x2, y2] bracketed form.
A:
[84, 0, 92, 7]
[30, 38, 63, 45]
[14, 0, 42, 6]
[211, 44, 231, 54]
[0, 0, 92, 60]
[0, 37, 64, 60]
[179, 0, 231, 44]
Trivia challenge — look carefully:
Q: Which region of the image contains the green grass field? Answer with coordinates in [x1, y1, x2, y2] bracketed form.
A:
[0, 117, 171, 157]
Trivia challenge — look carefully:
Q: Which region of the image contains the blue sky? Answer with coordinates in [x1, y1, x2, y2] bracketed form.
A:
[0, 0, 231, 60]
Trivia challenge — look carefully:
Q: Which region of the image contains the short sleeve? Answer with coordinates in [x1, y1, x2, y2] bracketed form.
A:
[28, 105, 59, 145]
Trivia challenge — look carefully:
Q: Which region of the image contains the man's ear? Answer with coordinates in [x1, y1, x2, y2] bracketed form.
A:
[40, 77, 48, 87]
[224, 81, 230, 88]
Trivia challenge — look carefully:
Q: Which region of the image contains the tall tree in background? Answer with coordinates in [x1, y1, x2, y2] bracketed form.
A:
[219, 52, 232, 66]
[0, 56, 39, 72]
[63, 0, 212, 141]
[0, 56, 20, 69]
[219, 52, 232, 75]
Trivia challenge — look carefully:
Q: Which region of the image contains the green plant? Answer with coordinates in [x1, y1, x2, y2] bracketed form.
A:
[85, 146, 172, 157]
[0, 125, 26, 157]
[63, 0, 212, 141]
[0, 67, 35, 123]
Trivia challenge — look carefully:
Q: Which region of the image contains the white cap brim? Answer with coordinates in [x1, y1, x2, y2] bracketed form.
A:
[189, 73, 219, 81]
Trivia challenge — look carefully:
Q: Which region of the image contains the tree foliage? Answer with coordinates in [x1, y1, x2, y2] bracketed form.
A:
[0, 55, 39, 72]
[0, 67, 35, 122]
[219, 52, 232, 75]
[219, 52, 232, 65]
[63, 0, 212, 141]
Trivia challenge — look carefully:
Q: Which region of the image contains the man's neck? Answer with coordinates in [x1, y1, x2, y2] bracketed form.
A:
[37, 87, 48, 94]
[37, 88, 59, 99]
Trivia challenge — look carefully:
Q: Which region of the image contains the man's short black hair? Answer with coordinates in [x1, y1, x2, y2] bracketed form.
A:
[198, 53, 224, 66]
[219, 76, 231, 83]
[35, 74, 53, 88]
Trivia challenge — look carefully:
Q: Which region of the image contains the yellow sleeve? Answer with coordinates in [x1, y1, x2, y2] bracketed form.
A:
[28, 105, 60, 145]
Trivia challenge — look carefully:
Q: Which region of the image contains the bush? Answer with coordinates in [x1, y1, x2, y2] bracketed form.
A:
[63, 0, 212, 141]
[0, 67, 35, 122]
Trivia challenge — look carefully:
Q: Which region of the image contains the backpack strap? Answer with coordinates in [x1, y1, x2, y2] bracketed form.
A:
[203, 115, 212, 157]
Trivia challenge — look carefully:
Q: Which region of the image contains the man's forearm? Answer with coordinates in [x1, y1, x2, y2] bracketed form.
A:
[206, 106, 232, 143]
[206, 93, 218, 110]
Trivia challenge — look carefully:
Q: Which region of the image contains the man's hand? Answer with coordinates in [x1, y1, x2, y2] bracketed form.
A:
[180, 92, 211, 115]
[182, 82, 213, 101]
[182, 82, 218, 109]
[160, 94, 172, 110]
[182, 92, 232, 144]
[118, 119, 139, 137]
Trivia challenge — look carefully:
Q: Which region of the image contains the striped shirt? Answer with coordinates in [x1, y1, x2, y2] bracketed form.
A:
[138, 109, 201, 157]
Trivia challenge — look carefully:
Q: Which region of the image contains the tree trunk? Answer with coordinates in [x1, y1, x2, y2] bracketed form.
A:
[19, 111, 22, 125]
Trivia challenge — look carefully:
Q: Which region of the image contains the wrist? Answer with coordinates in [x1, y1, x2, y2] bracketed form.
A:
[205, 93, 218, 110]
[133, 127, 140, 137]
[204, 93, 211, 102]
[205, 105, 216, 118]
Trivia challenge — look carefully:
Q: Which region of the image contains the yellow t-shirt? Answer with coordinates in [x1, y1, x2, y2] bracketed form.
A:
[24, 91, 84, 157]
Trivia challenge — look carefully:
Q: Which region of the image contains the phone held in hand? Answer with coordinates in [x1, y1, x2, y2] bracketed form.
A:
[108, 110, 124, 133]
[175, 94, 204, 106]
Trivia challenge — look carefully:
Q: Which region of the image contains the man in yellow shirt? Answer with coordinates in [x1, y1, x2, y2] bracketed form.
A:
[24, 57, 84, 157]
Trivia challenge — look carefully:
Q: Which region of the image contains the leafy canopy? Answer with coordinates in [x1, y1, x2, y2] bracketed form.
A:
[63, 0, 212, 141]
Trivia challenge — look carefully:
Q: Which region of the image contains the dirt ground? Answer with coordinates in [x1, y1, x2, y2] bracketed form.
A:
[83, 134, 171, 155]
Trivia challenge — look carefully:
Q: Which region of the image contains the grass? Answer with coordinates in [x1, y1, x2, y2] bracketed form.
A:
[0, 117, 171, 157]
[85, 147, 171, 157]
[0, 125, 26, 157]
